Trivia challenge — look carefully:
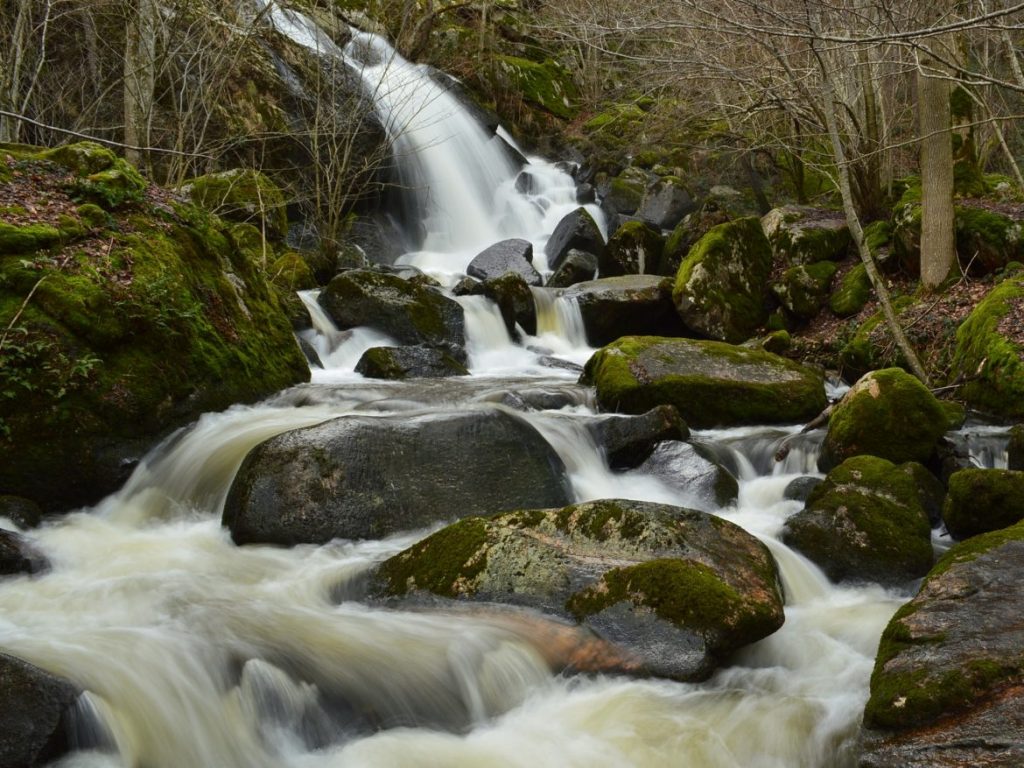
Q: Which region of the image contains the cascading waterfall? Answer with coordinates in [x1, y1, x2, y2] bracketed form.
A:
[0, 6, 943, 768]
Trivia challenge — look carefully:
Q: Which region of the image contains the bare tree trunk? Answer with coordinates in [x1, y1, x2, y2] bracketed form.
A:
[917, 43, 956, 289]
[124, 0, 159, 169]
[0, 0, 33, 142]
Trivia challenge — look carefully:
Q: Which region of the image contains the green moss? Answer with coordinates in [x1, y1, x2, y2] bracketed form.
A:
[75, 203, 110, 232]
[270, 251, 316, 291]
[863, 220, 892, 253]
[943, 468, 1024, 540]
[68, 160, 147, 210]
[602, 220, 664, 276]
[829, 263, 871, 317]
[493, 56, 578, 120]
[0, 223, 62, 254]
[41, 142, 117, 175]
[772, 261, 837, 319]
[375, 517, 490, 598]
[953, 158, 989, 198]
[185, 169, 288, 239]
[955, 207, 1022, 273]
[583, 103, 645, 133]
[950, 275, 1024, 417]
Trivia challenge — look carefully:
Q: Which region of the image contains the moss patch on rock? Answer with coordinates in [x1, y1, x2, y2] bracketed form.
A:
[829, 263, 872, 317]
[771, 261, 838, 320]
[185, 169, 288, 240]
[943, 468, 1024, 540]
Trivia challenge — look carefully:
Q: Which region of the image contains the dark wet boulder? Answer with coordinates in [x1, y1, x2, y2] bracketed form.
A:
[582, 336, 827, 428]
[783, 476, 823, 503]
[859, 521, 1024, 767]
[0, 497, 43, 529]
[575, 183, 596, 204]
[588, 405, 689, 468]
[451, 276, 484, 296]
[482, 272, 537, 336]
[949, 275, 1024, 419]
[637, 178, 695, 230]
[544, 208, 605, 271]
[318, 269, 465, 349]
[599, 221, 665, 277]
[563, 276, 687, 346]
[942, 468, 1024, 540]
[599, 168, 648, 221]
[0, 531, 48, 577]
[547, 249, 597, 288]
[355, 346, 469, 380]
[761, 205, 850, 265]
[0, 653, 80, 768]
[374, 499, 784, 682]
[820, 368, 947, 470]
[898, 461, 947, 527]
[782, 456, 933, 585]
[1009, 424, 1024, 471]
[466, 239, 541, 286]
[638, 442, 740, 507]
[672, 217, 774, 343]
[771, 262, 838, 321]
[223, 409, 571, 545]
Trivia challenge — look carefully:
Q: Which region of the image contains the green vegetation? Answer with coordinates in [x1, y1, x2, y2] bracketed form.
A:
[943, 468, 1024, 540]
[376, 517, 491, 598]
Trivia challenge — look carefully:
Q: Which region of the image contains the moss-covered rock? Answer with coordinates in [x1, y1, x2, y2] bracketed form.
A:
[860, 521, 1024, 766]
[0, 150, 309, 512]
[599, 221, 664, 277]
[821, 368, 947, 469]
[269, 251, 316, 291]
[828, 263, 871, 317]
[761, 205, 851, 265]
[374, 498, 783, 681]
[949, 275, 1024, 418]
[955, 206, 1023, 275]
[490, 55, 578, 120]
[600, 168, 648, 220]
[672, 217, 773, 342]
[771, 261, 838, 320]
[354, 345, 469, 379]
[41, 142, 146, 211]
[654, 202, 731, 277]
[582, 335, 827, 428]
[942, 468, 1024, 540]
[185, 169, 288, 240]
[782, 456, 933, 585]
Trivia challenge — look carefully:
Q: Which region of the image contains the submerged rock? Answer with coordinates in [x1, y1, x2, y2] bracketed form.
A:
[942, 468, 1024, 540]
[467, 239, 541, 286]
[318, 268, 465, 350]
[859, 521, 1024, 766]
[0, 653, 80, 768]
[672, 217, 773, 343]
[0, 531, 48, 577]
[544, 207, 605, 271]
[562, 276, 686, 346]
[782, 456, 933, 585]
[582, 336, 827, 428]
[374, 499, 784, 682]
[588, 405, 689, 468]
[821, 368, 947, 470]
[223, 410, 572, 545]
[354, 346, 469, 380]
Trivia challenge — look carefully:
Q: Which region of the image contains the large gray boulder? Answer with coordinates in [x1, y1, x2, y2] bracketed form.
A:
[466, 239, 541, 286]
[761, 205, 851, 265]
[562, 276, 687, 346]
[223, 409, 572, 545]
[582, 336, 827, 428]
[782, 456, 933, 585]
[317, 269, 465, 349]
[0, 654, 80, 768]
[374, 499, 784, 682]
[637, 178, 696, 230]
[860, 520, 1024, 767]
[544, 208, 605, 271]
[672, 217, 773, 343]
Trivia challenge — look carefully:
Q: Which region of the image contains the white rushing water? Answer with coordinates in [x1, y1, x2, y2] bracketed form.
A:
[0, 6, 920, 768]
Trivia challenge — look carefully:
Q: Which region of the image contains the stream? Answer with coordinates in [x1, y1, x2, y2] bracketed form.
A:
[0, 7, 1012, 767]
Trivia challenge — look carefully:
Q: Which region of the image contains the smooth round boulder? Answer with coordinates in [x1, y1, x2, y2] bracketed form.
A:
[544, 207, 605, 271]
[638, 441, 740, 507]
[0, 653, 80, 768]
[581, 336, 827, 428]
[782, 456, 934, 585]
[317, 268, 465, 349]
[562, 276, 687, 346]
[782, 476, 823, 502]
[466, 239, 541, 286]
[672, 217, 774, 343]
[860, 521, 1024, 767]
[374, 499, 784, 682]
[599, 221, 665, 277]
[943, 468, 1024, 540]
[587, 405, 689, 468]
[355, 345, 469, 380]
[223, 409, 572, 545]
[820, 368, 948, 470]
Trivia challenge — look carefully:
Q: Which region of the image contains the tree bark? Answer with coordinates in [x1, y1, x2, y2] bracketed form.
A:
[124, 0, 159, 169]
[918, 42, 956, 289]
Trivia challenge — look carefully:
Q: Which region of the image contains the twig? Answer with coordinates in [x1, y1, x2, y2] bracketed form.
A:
[0, 276, 48, 355]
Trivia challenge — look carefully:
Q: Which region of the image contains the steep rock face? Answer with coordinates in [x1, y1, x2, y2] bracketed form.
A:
[318, 268, 465, 350]
[0, 144, 309, 513]
[672, 217, 773, 343]
[562, 276, 686, 346]
[942, 468, 1024, 540]
[821, 368, 948, 470]
[782, 456, 934, 585]
[581, 336, 826, 428]
[859, 521, 1024, 767]
[949, 275, 1024, 419]
[223, 409, 572, 544]
[0, 654, 80, 768]
[374, 499, 784, 682]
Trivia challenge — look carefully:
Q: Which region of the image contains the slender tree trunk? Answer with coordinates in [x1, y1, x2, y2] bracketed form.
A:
[917, 43, 956, 289]
[124, 0, 159, 169]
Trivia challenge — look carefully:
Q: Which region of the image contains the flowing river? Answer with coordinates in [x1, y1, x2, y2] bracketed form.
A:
[0, 7, 1009, 767]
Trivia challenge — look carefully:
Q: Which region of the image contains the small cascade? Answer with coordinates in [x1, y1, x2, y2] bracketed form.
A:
[456, 295, 540, 374]
[695, 426, 825, 480]
[529, 288, 592, 364]
[949, 421, 1012, 469]
[297, 290, 399, 377]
